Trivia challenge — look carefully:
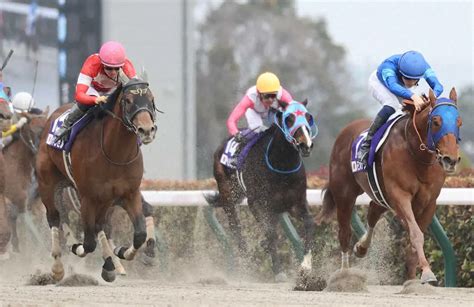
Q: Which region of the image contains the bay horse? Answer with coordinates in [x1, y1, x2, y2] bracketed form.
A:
[36, 79, 157, 282]
[317, 88, 461, 284]
[3, 108, 49, 253]
[206, 101, 317, 280]
[0, 98, 14, 258]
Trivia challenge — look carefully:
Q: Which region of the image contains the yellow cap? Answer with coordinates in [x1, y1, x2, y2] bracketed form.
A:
[256, 72, 280, 93]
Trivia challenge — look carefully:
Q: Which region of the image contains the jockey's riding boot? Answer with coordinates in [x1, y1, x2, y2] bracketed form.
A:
[54, 104, 85, 142]
[358, 105, 395, 167]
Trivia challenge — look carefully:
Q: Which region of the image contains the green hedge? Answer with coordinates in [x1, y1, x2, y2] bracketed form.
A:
[107, 204, 472, 287]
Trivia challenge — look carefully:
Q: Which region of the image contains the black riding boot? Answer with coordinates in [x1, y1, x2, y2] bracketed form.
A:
[55, 104, 86, 142]
[357, 106, 395, 167]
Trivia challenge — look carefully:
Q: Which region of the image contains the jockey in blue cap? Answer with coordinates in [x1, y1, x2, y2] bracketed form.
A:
[357, 50, 444, 167]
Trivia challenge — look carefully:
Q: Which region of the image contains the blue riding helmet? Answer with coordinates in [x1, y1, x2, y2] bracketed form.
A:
[398, 51, 428, 79]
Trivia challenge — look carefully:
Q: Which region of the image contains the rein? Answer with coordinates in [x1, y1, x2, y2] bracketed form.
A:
[100, 118, 140, 166]
[404, 100, 437, 154]
[264, 136, 302, 174]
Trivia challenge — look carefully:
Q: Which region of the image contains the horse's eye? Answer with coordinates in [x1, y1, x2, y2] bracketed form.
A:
[431, 116, 442, 132]
[285, 114, 295, 128]
[306, 114, 314, 126]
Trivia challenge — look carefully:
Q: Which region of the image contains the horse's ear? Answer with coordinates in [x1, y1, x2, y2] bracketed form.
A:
[302, 99, 308, 106]
[275, 110, 283, 125]
[140, 66, 149, 82]
[428, 88, 436, 108]
[44, 105, 50, 117]
[449, 87, 457, 104]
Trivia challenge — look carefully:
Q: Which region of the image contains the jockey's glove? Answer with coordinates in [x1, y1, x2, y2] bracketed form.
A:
[234, 131, 245, 143]
[16, 117, 27, 128]
[411, 94, 425, 112]
[95, 96, 108, 105]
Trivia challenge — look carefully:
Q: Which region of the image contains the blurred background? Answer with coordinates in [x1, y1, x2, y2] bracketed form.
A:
[0, 0, 472, 180]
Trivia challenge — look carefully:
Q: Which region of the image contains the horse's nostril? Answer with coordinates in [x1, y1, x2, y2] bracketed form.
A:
[138, 127, 145, 135]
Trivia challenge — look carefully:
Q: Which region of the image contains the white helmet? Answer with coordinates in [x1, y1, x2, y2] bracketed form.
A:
[12, 92, 34, 112]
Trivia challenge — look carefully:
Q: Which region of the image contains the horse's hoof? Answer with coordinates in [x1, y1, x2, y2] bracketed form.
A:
[421, 271, 437, 285]
[101, 269, 116, 283]
[144, 239, 156, 258]
[275, 272, 288, 283]
[353, 242, 368, 258]
[52, 262, 65, 281]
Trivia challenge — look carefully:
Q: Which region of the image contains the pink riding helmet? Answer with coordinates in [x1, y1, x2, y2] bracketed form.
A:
[99, 41, 126, 67]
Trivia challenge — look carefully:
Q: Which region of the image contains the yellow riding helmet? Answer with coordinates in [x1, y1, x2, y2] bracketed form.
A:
[256, 72, 281, 94]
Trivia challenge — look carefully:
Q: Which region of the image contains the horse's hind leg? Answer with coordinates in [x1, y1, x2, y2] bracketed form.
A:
[333, 191, 358, 270]
[249, 203, 285, 281]
[353, 201, 387, 258]
[114, 191, 146, 261]
[292, 199, 315, 271]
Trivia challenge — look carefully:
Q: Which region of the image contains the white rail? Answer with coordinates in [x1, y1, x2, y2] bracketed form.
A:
[142, 188, 474, 207]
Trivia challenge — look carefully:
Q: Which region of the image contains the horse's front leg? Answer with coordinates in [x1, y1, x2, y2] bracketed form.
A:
[395, 196, 437, 284]
[142, 196, 156, 258]
[114, 191, 146, 261]
[71, 197, 97, 257]
[353, 201, 387, 258]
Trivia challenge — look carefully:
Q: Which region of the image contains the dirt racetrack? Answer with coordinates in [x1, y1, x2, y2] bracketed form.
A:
[0, 277, 473, 307]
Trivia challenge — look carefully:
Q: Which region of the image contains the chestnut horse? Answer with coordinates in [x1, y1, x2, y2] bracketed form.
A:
[3, 108, 49, 252]
[0, 99, 13, 258]
[317, 88, 461, 284]
[206, 101, 317, 281]
[36, 79, 157, 282]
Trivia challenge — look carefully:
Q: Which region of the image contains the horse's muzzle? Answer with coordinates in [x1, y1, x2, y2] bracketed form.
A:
[438, 154, 460, 175]
[137, 124, 157, 145]
[299, 142, 313, 157]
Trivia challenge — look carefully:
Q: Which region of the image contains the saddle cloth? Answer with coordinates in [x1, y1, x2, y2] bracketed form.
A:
[220, 132, 263, 170]
[46, 109, 93, 153]
[351, 112, 405, 173]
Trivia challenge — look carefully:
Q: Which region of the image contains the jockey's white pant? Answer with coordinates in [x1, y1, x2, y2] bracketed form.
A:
[86, 87, 108, 97]
[245, 108, 270, 133]
[368, 71, 402, 110]
[368, 71, 428, 111]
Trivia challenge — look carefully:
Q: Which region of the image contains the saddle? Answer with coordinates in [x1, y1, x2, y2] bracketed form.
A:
[351, 112, 405, 173]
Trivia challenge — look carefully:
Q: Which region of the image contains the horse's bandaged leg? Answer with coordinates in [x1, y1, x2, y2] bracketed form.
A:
[98, 231, 114, 259]
[108, 239, 126, 275]
[301, 250, 312, 270]
[145, 216, 154, 241]
[51, 226, 61, 258]
[50, 226, 64, 281]
[359, 226, 374, 249]
[341, 251, 350, 269]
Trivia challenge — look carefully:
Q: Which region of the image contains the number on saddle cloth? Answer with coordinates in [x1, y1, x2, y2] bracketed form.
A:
[220, 130, 262, 170]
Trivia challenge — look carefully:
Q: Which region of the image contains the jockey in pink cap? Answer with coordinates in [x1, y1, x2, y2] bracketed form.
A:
[55, 41, 138, 141]
[227, 72, 293, 143]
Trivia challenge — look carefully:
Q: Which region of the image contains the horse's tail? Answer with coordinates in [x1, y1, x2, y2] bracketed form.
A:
[316, 185, 336, 225]
[203, 191, 221, 207]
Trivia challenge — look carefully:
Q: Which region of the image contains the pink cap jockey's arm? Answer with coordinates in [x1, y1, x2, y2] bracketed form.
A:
[226, 95, 254, 136]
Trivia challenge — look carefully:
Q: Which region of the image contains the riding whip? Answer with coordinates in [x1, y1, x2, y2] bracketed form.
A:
[0, 49, 14, 71]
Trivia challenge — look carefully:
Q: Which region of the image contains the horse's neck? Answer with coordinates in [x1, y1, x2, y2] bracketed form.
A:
[267, 129, 299, 165]
[102, 109, 139, 160]
[405, 109, 436, 164]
